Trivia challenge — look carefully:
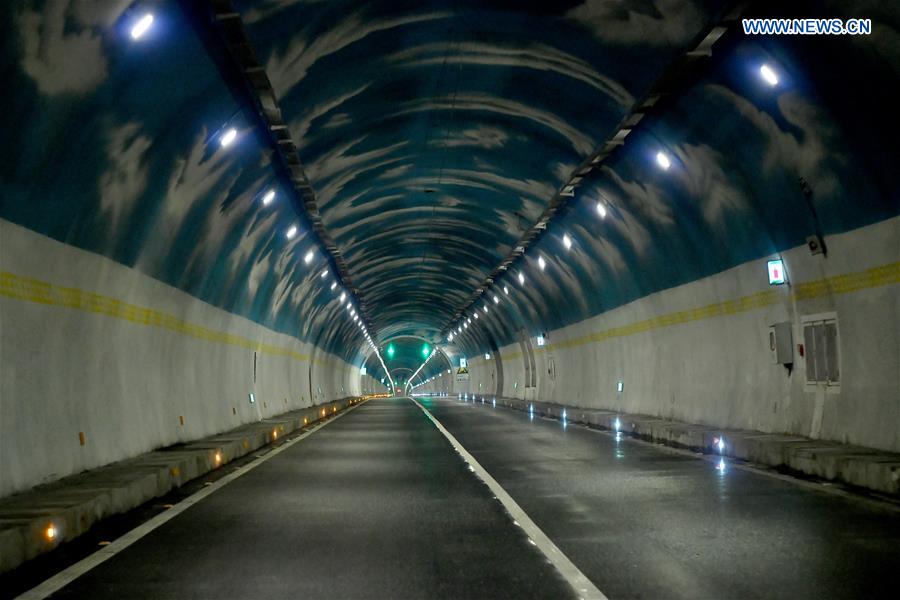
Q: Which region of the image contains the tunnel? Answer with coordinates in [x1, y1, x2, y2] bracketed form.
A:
[1, 0, 899, 598]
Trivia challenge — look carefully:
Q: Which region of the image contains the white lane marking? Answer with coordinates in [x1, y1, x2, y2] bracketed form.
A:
[15, 401, 368, 600]
[410, 397, 607, 600]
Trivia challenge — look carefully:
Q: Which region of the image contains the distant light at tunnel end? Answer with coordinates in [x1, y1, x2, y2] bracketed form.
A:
[130, 13, 154, 40]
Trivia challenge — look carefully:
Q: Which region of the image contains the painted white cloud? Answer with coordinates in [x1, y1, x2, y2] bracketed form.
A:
[306, 138, 409, 206]
[566, 0, 705, 47]
[387, 41, 633, 107]
[393, 93, 596, 155]
[135, 129, 234, 275]
[429, 126, 512, 150]
[243, 0, 330, 24]
[673, 143, 750, 225]
[99, 121, 152, 234]
[288, 83, 370, 148]
[229, 209, 280, 284]
[707, 84, 842, 198]
[17, 0, 128, 95]
[247, 252, 271, 298]
[266, 10, 449, 99]
[600, 166, 675, 228]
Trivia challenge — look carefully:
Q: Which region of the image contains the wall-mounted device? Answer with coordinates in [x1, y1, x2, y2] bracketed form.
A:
[767, 259, 786, 285]
[768, 321, 793, 365]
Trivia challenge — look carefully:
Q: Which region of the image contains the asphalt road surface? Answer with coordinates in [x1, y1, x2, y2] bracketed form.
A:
[29, 396, 900, 599]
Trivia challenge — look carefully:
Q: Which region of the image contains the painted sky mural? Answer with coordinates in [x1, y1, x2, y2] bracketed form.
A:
[2, 0, 897, 377]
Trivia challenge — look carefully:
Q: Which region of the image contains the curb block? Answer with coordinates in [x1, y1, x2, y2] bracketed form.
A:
[0, 396, 371, 574]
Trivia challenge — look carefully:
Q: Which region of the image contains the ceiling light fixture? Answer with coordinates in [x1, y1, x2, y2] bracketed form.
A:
[220, 128, 238, 148]
[130, 13, 154, 40]
[760, 63, 779, 86]
[656, 151, 671, 170]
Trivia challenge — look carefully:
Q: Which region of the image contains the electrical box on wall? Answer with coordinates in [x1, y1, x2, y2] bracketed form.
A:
[768, 322, 793, 365]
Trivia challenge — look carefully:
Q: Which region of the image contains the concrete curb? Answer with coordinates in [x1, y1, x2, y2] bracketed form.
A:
[0, 396, 372, 574]
[446, 393, 900, 497]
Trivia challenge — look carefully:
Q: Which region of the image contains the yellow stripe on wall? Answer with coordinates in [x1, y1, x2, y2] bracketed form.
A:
[0, 271, 348, 368]
[498, 261, 900, 361]
[3, 261, 897, 367]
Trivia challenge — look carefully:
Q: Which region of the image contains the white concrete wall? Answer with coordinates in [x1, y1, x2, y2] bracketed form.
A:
[423, 217, 900, 453]
[0, 220, 385, 498]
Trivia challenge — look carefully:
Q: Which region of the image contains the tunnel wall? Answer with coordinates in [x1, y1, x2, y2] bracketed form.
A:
[0, 219, 384, 498]
[437, 217, 899, 453]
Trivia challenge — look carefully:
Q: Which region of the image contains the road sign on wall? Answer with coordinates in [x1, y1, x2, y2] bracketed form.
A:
[456, 367, 469, 382]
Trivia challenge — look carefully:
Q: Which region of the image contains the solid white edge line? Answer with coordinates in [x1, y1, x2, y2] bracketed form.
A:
[410, 397, 608, 600]
[15, 401, 367, 600]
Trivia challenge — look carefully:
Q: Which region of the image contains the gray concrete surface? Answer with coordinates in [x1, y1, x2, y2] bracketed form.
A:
[0, 397, 369, 574]
[420, 395, 900, 599]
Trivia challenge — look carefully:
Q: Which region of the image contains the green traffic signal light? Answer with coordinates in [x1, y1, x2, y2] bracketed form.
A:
[386, 343, 395, 358]
[421, 343, 430, 358]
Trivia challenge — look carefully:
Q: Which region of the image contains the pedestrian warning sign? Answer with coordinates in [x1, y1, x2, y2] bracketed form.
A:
[456, 367, 469, 382]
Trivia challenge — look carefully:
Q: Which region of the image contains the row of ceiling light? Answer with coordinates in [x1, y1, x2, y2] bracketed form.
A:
[444, 62, 781, 357]
[128, 9, 380, 359]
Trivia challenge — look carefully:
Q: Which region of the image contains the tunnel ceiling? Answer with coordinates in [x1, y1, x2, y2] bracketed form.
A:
[234, 0, 734, 344]
[2, 0, 898, 363]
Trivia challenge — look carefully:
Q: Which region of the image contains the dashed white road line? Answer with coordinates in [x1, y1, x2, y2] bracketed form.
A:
[15, 401, 366, 600]
[410, 397, 608, 600]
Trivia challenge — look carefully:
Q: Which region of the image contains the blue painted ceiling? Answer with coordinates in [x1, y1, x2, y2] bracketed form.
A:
[2, 0, 897, 380]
